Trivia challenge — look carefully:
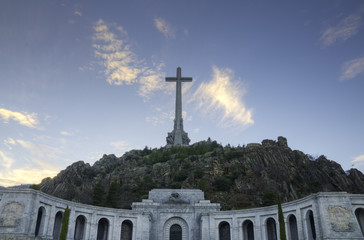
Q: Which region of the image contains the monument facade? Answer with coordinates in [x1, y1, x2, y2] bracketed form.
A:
[166, 67, 192, 146]
[1, 188, 364, 239]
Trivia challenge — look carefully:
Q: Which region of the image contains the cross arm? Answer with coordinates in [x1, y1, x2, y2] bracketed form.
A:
[180, 77, 192, 82]
[165, 77, 193, 82]
[166, 77, 177, 82]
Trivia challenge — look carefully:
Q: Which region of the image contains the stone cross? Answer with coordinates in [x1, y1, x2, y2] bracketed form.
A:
[166, 67, 192, 146]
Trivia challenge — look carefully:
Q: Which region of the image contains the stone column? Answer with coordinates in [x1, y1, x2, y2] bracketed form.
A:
[200, 213, 209, 240]
[296, 209, 304, 240]
[136, 212, 151, 240]
[88, 211, 97, 239]
[46, 205, 56, 239]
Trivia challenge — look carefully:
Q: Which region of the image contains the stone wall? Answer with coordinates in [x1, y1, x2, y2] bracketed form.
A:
[201, 192, 364, 240]
[0, 189, 150, 240]
[1, 189, 364, 239]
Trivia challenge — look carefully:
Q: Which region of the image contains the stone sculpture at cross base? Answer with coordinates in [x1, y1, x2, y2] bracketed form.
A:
[166, 67, 192, 146]
[166, 119, 190, 146]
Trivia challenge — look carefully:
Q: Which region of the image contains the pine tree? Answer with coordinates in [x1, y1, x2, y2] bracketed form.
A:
[106, 181, 120, 208]
[93, 182, 105, 206]
[59, 206, 70, 240]
[277, 195, 287, 240]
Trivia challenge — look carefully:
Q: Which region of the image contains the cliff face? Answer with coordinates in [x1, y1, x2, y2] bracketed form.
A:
[38, 137, 364, 210]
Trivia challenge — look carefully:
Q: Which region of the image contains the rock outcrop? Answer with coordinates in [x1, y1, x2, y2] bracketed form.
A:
[37, 137, 364, 210]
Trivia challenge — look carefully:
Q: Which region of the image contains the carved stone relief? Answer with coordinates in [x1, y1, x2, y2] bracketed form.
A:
[0, 202, 25, 227]
[328, 206, 353, 232]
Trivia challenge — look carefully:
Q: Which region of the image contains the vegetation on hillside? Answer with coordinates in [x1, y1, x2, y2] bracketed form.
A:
[37, 137, 364, 210]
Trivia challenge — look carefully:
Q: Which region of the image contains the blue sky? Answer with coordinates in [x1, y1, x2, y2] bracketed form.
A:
[0, 0, 363, 186]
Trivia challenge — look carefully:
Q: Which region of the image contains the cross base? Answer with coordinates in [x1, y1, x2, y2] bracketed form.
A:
[166, 129, 190, 146]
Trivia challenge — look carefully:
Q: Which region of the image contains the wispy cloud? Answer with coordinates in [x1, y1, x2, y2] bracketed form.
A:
[146, 110, 174, 126]
[93, 19, 141, 86]
[74, 11, 82, 16]
[154, 18, 175, 38]
[320, 13, 362, 47]
[0, 166, 60, 187]
[192, 66, 254, 130]
[352, 154, 364, 167]
[93, 19, 169, 100]
[138, 62, 173, 100]
[110, 141, 130, 152]
[0, 151, 15, 169]
[0, 108, 40, 129]
[3, 138, 16, 150]
[0, 150, 59, 187]
[60, 131, 74, 136]
[16, 139, 64, 160]
[0, 138, 65, 187]
[339, 57, 364, 81]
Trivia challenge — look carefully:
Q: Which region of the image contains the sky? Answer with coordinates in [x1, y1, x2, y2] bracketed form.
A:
[0, 0, 364, 187]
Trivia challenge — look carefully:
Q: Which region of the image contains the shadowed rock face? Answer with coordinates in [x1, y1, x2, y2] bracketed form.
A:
[38, 137, 364, 210]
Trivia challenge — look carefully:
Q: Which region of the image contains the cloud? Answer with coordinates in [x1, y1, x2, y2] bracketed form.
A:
[0, 151, 15, 169]
[192, 66, 254, 130]
[0, 108, 40, 129]
[74, 11, 82, 16]
[352, 154, 364, 167]
[339, 57, 364, 81]
[320, 13, 362, 47]
[138, 63, 172, 100]
[0, 138, 65, 187]
[0, 166, 60, 187]
[193, 128, 200, 133]
[93, 19, 141, 85]
[154, 18, 175, 38]
[93, 19, 168, 99]
[3, 138, 16, 150]
[110, 141, 130, 152]
[0, 152, 57, 187]
[60, 131, 74, 136]
[146, 110, 174, 126]
[16, 139, 64, 160]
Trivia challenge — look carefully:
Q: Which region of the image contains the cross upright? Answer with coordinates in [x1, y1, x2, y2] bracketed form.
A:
[166, 67, 192, 146]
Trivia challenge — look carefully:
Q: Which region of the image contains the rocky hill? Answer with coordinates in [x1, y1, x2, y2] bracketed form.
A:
[35, 137, 364, 210]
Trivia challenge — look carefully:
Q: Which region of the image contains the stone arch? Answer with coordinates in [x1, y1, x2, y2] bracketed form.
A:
[74, 215, 86, 240]
[35, 206, 46, 237]
[163, 217, 188, 240]
[242, 219, 254, 240]
[306, 210, 316, 240]
[97, 218, 109, 240]
[219, 221, 231, 240]
[355, 208, 364, 236]
[52, 211, 63, 240]
[120, 220, 133, 240]
[266, 217, 277, 240]
[287, 214, 298, 240]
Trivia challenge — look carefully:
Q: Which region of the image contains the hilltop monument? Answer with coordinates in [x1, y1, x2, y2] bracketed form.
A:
[166, 67, 192, 146]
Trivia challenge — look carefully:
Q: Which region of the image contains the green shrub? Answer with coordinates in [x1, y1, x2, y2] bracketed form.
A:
[136, 176, 156, 196]
[213, 176, 231, 191]
[194, 168, 204, 178]
[262, 191, 276, 206]
[169, 182, 181, 189]
[29, 184, 41, 190]
[198, 178, 208, 192]
[174, 169, 189, 182]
